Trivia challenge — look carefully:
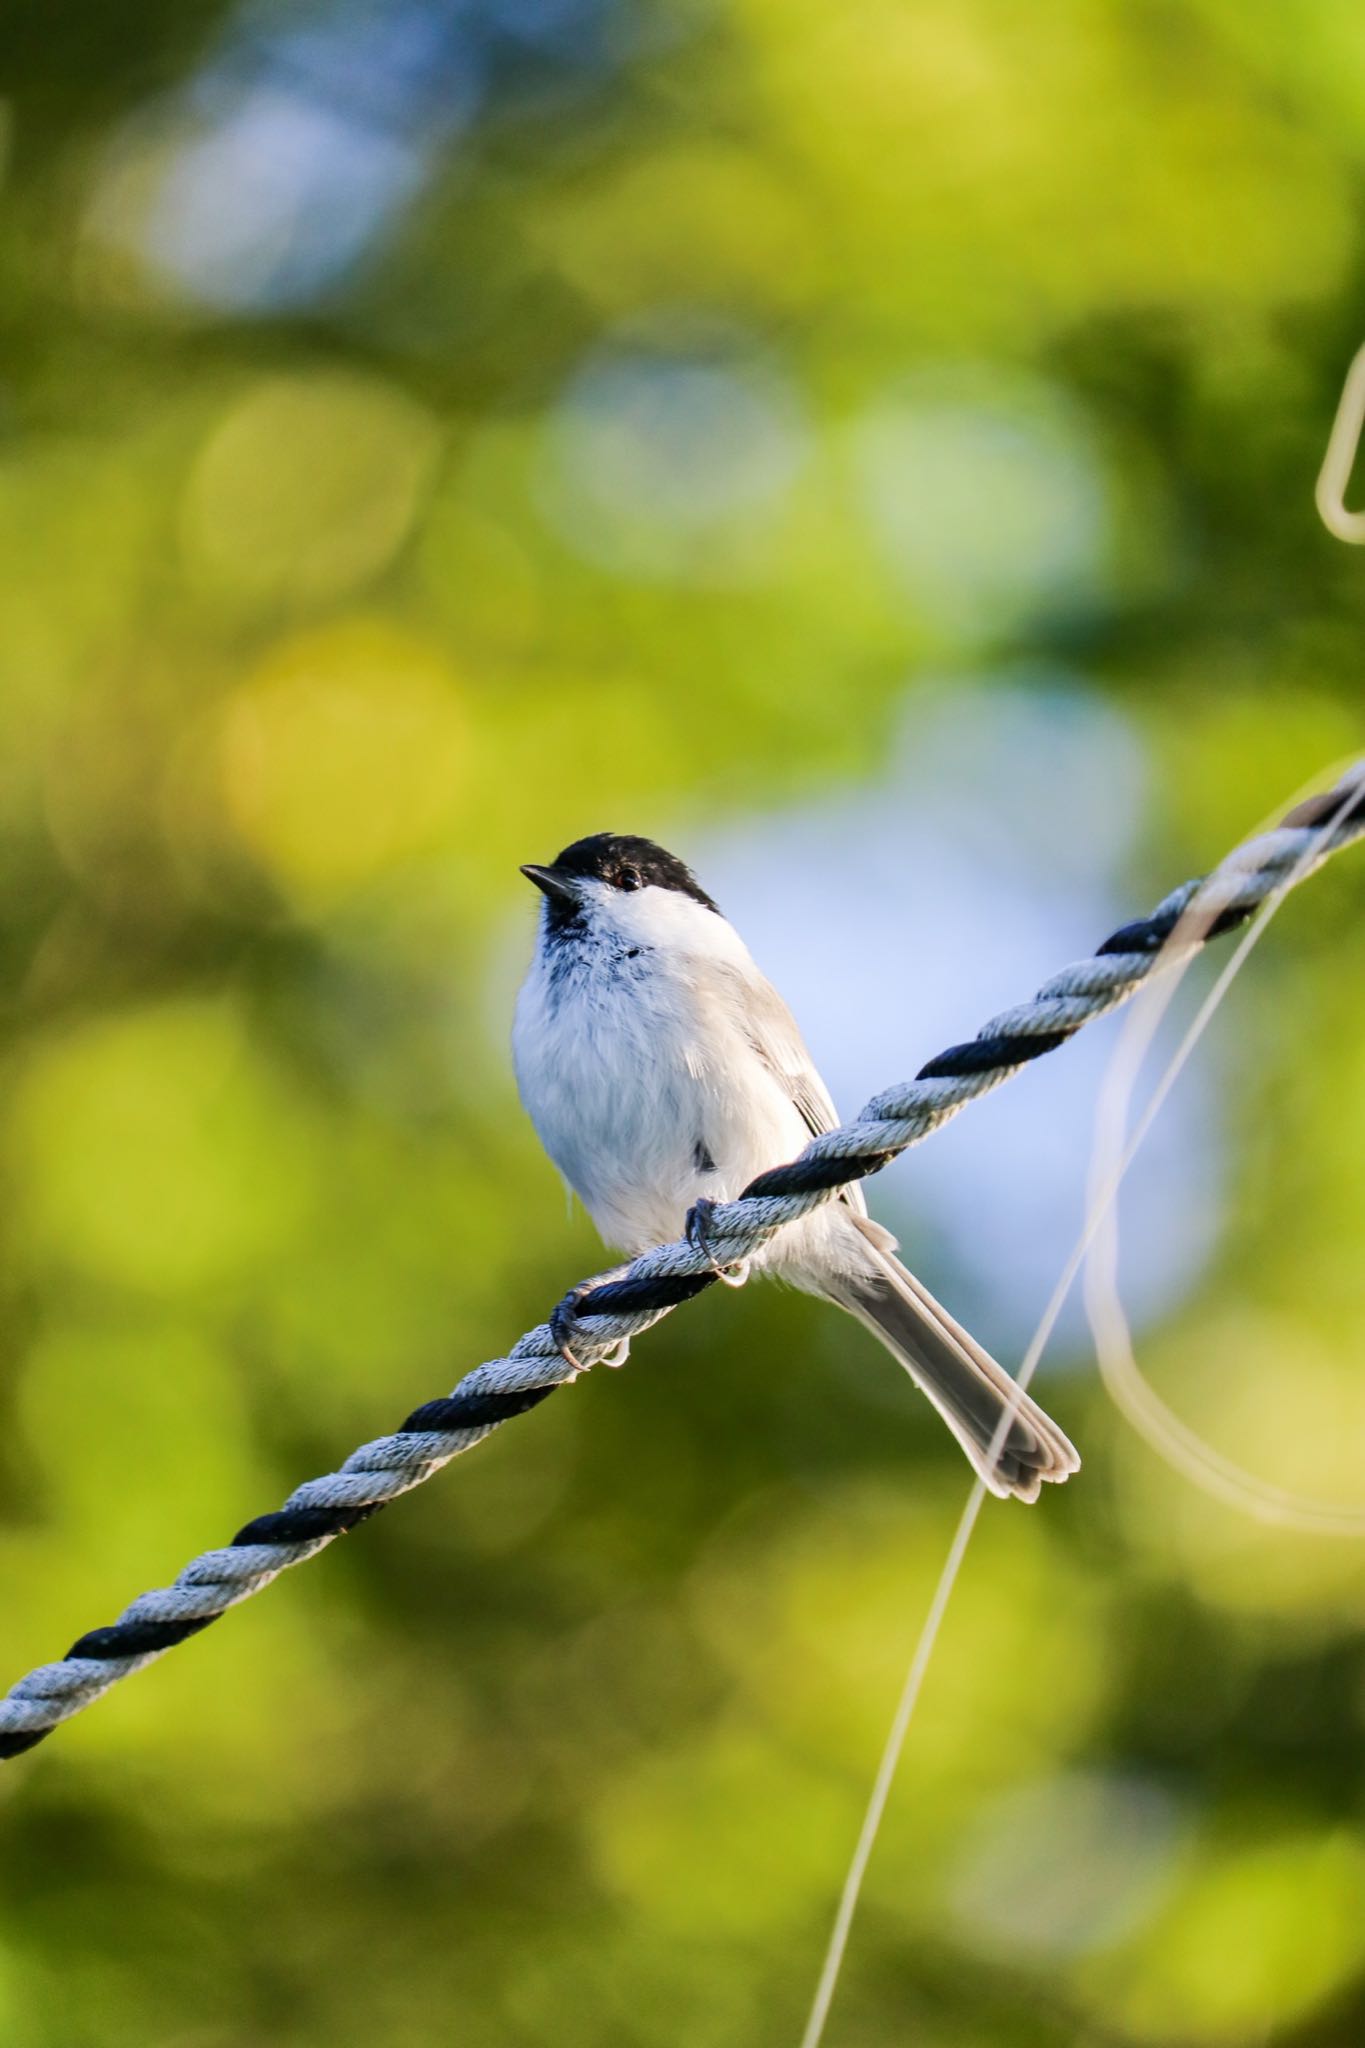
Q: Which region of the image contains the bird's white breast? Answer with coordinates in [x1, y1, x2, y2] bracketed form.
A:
[512, 911, 809, 1256]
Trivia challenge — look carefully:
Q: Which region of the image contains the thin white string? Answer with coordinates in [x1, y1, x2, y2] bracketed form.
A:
[796, 768, 1365, 2048]
[1085, 778, 1365, 1534]
[796, 1475, 987, 2048]
[1316, 344, 1365, 543]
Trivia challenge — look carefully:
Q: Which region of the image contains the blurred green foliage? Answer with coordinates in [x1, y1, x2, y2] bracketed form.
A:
[2, 2, 1365, 2044]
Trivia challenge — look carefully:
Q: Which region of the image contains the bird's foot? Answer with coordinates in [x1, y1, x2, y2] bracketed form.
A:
[685, 1197, 751, 1287]
[550, 1284, 631, 1376]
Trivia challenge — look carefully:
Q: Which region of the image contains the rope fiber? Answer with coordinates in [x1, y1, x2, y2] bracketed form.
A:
[3, 763, 1363, 1761]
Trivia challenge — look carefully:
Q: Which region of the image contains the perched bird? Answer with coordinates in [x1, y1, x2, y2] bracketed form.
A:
[513, 832, 1078, 1502]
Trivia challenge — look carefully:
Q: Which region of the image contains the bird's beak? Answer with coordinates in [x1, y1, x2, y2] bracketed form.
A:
[520, 863, 581, 907]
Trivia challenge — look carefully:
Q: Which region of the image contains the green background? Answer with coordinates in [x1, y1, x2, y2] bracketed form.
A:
[2, 2, 1365, 2042]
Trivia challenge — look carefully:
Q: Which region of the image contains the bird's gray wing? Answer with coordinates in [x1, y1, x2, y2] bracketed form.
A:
[719, 962, 870, 1217]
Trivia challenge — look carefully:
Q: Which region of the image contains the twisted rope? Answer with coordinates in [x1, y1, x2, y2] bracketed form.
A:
[3, 765, 1363, 1761]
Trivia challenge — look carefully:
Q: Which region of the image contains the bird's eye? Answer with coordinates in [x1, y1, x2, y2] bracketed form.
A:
[617, 866, 641, 892]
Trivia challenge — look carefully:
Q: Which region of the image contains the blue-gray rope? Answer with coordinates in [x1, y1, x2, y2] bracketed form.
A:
[2, 765, 1363, 1761]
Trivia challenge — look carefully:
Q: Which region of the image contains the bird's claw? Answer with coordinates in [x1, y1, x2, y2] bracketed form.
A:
[549, 1289, 587, 1375]
[685, 1197, 751, 1287]
[550, 1286, 630, 1375]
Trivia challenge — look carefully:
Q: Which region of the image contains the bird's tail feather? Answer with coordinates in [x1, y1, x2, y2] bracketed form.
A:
[825, 1216, 1079, 1503]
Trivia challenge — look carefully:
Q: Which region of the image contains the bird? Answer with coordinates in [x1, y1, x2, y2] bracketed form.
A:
[512, 832, 1078, 1502]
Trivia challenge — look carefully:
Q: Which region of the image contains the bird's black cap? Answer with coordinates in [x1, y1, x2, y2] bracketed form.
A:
[521, 833, 719, 925]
